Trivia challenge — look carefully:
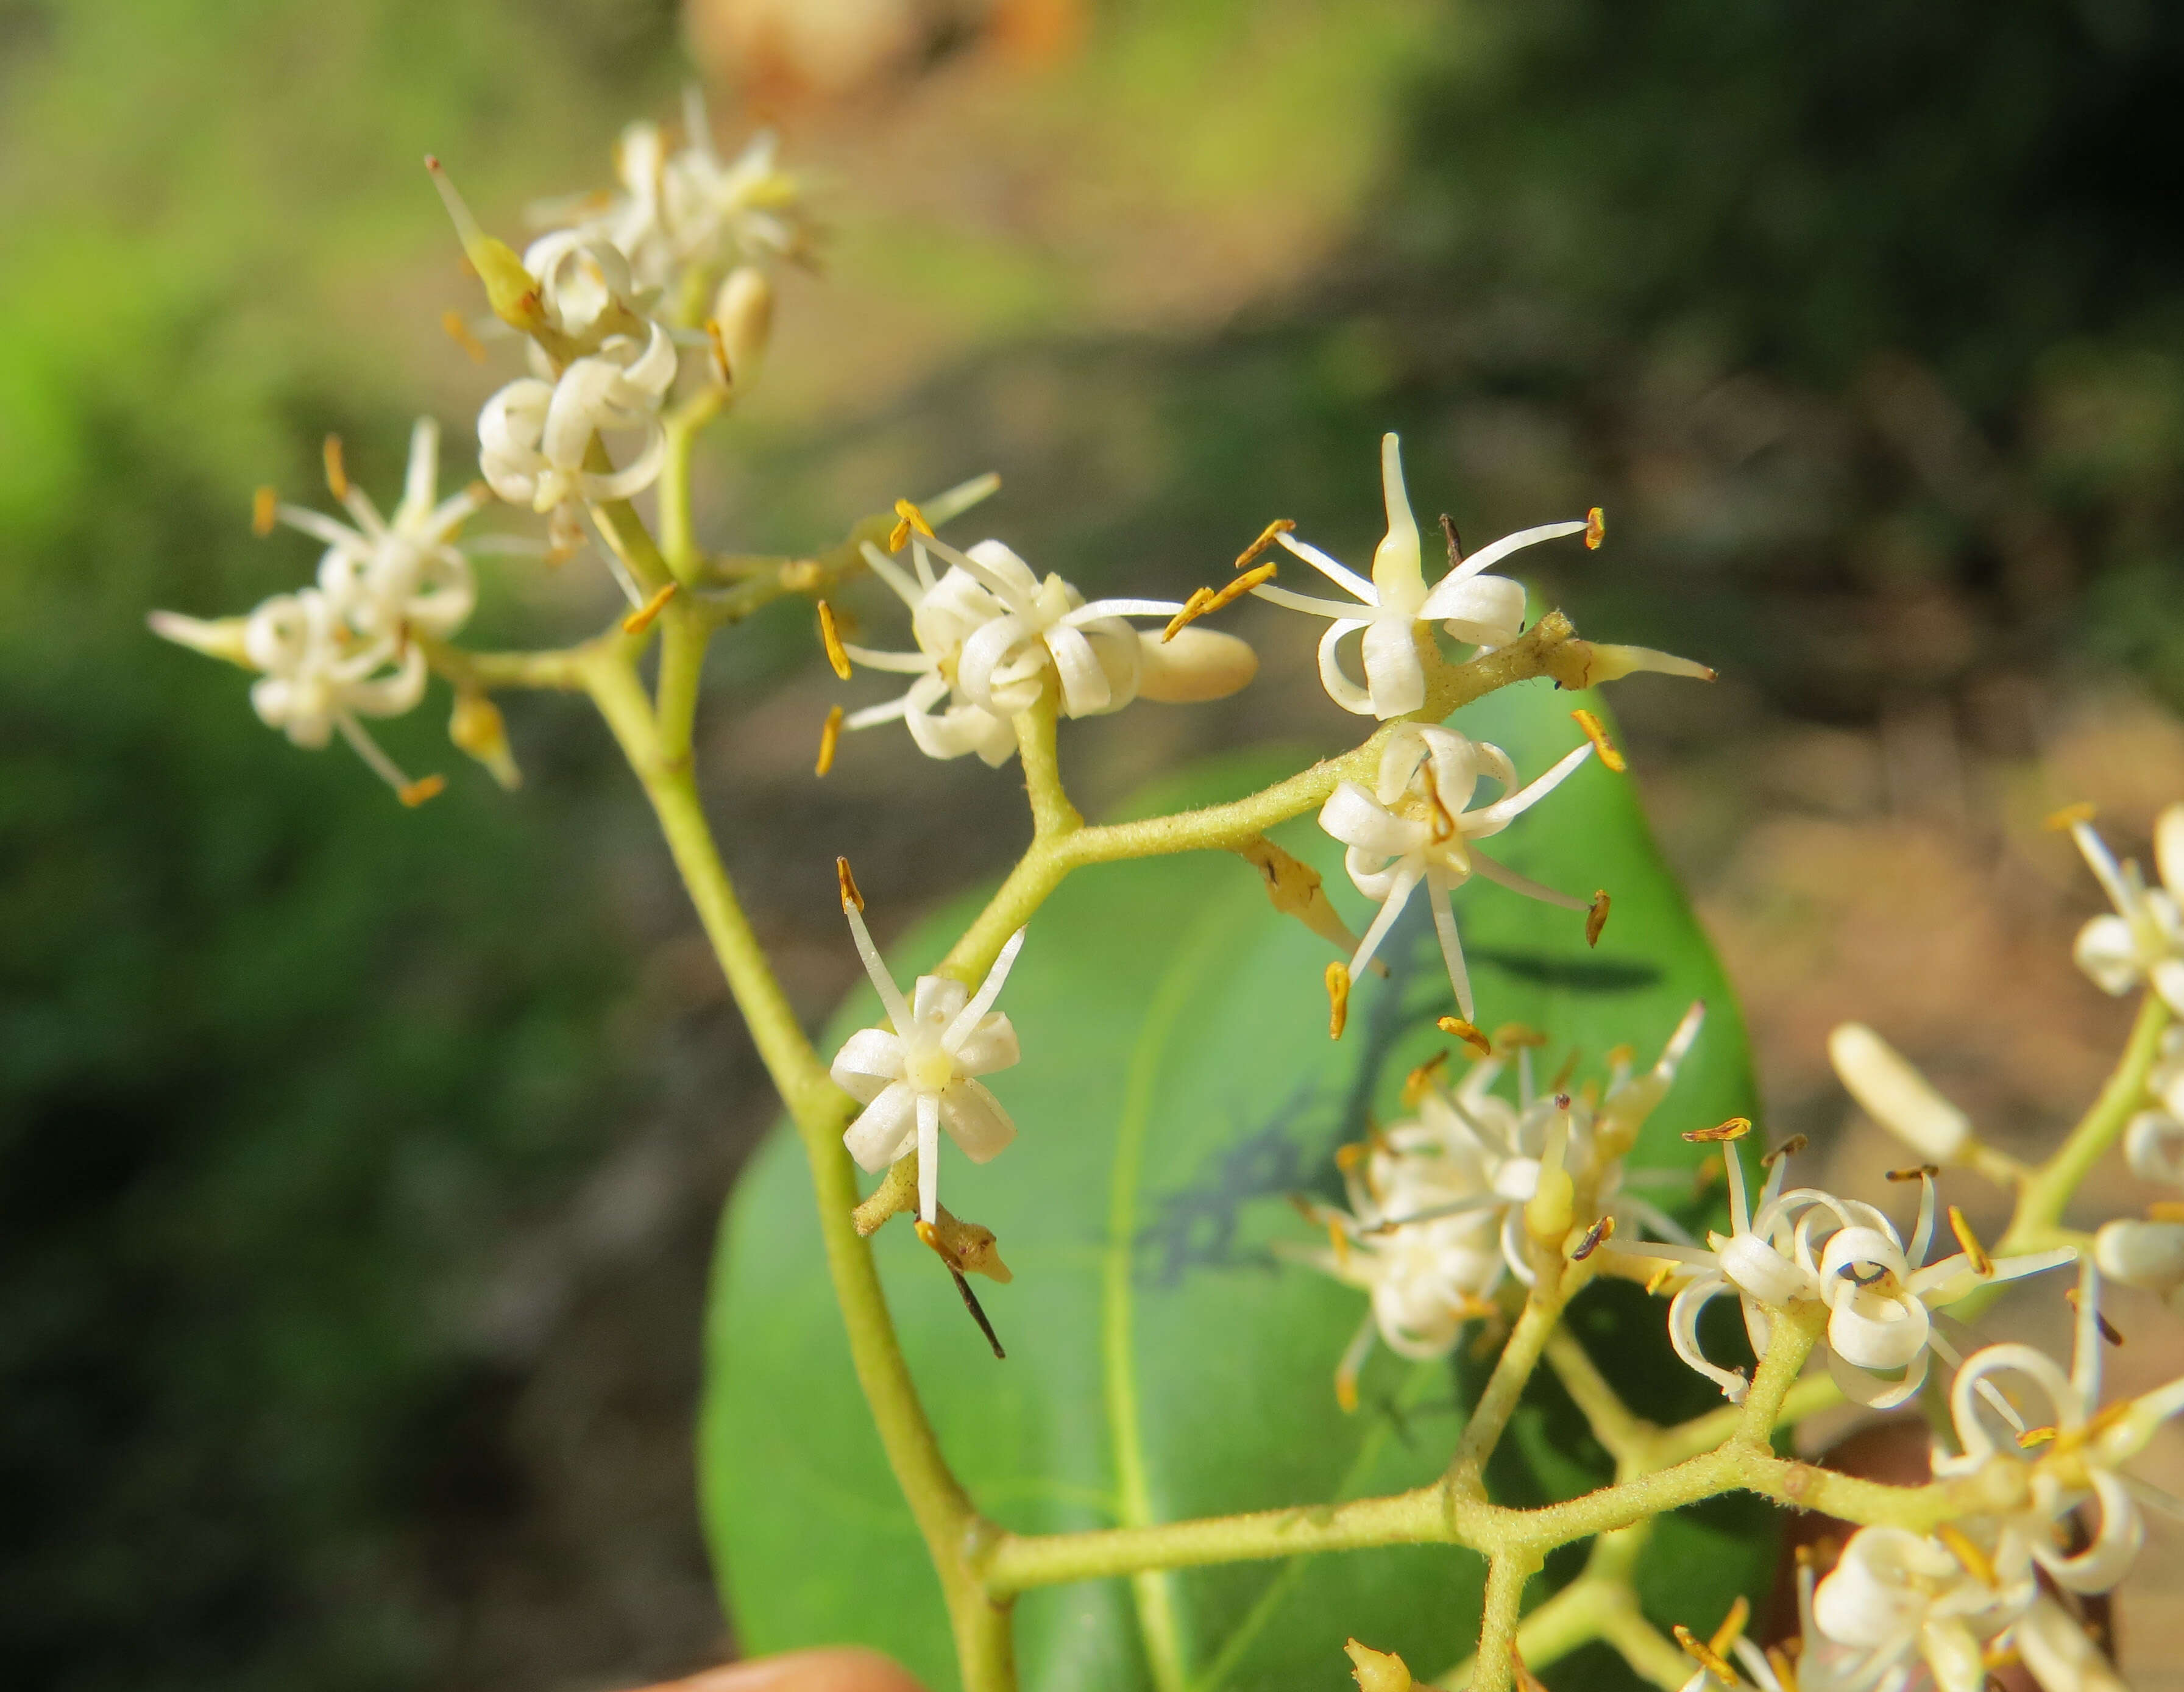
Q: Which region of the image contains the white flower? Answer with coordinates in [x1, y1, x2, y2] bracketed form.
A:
[1317, 722, 1595, 1020]
[276, 419, 491, 644]
[831, 891, 1025, 1225]
[519, 227, 654, 344]
[2094, 1029, 2184, 1307]
[1810, 1523, 2035, 1692]
[242, 588, 425, 748]
[478, 321, 678, 521]
[1253, 433, 1581, 719]
[2068, 806, 2184, 1012]
[838, 539, 1021, 766]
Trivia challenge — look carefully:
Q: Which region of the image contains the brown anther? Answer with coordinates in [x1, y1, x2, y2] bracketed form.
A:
[1885, 1163, 1940, 1182]
[252, 485, 278, 536]
[835, 855, 865, 913]
[1325, 961, 1352, 1040]
[887, 497, 935, 552]
[2065, 1286, 2124, 1346]
[1584, 507, 1606, 550]
[2044, 802, 2097, 831]
[815, 704, 844, 777]
[1645, 1260, 1676, 1296]
[1684, 1116, 1753, 1143]
[817, 599, 853, 680]
[1710, 1595, 1751, 1660]
[1439, 512, 1464, 566]
[441, 308, 487, 364]
[322, 434, 349, 501]
[1586, 889, 1611, 947]
[1936, 1523, 1996, 1588]
[1572, 709, 1626, 773]
[1233, 517, 1295, 572]
[1548, 1049, 1581, 1096]
[704, 317, 734, 388]
[1762, 1134, 1810, 1167]
[1437, 1015, 1492, 1058]
[1948, 1205, 1993, 1276]
[1160, 586, 1215, 642]
[397, 774, 447, 809]
[1162, 560, 1277, 642]
[1495, 1023, 1550, 1050]
[1421, 762, 1458, 842]
[1572, 1214, 1615, 1260]
[2017, 1426, 2058, 1449]
[620, 580, 678, 634]
[1403, 1051, 1451, 1104]
[1673, 1625, 1737, 1683]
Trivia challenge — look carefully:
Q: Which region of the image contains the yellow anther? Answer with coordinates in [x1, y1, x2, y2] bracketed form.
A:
[1584, 507, 1606, 550]
[1684, 1117, 1753, 1143]
[441, 308, 487, 364]
[1646, 1260, 1676, 1296]
[1885, 1163, 1940, 1182]
[1586, 889, 1611, 948]
[1326, 961, 1352, 1040]
[1334, 1364, 1360, 1415]
[621, 580, 678, 634]
[1571, 1214, 1615, 1260]
[1936, 1523, 1996, 1588]
[1572, 709, 1626, 772]
[1235, 517, 1296, 572]
[1765, 1644, 1800, 1692]
[1162, 561, 1277, 642]
[2018, 1425, 2058, 1449]
[1762, 1134, 1810, 1167]
[1948, 1205, 1993, 1276]
[704, 317, 734, 388]
[1328, 1218, 1352, 1271]
[835, 855, 865, 913]
[1982, 1643, 2023, 1674]
[2065, 1285, 2124, 1346]
[1495, 1024, 1550, 1050]
[252, 485, 277, 537]
[1334, 1142, 1370, 1173]
[1437, 1015, 1492, 1057]
[2149, 1199, 2184, 1221]
[397, 774, 446, 809]
[887, 498, 935, 552]
[817, 599, 853, 680]
[2044, 801, 2097, 831]
[1343, 1638, 1412, 1692]
[815, 704, 844, 777]
[322, 434, 349, 501]
[1709, 1595, 1751, 1660]
[1403, 1051, 1450, 1105]
[1673, 1625, 1737, 1683]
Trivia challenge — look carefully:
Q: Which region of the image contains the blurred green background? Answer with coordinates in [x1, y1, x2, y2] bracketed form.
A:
[7, 1, 2184, 1689]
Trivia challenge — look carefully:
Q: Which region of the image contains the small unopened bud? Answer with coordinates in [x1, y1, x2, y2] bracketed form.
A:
[1344, 1640, 1412, 1692]
[1525, 1120, 1575, 1245]
[425, 155, 550, 338]
[2094, 1218, 2184, 1295]
[709, 266, 773, 389]
[147, 610, 253, 668]
[1578, 642, 1717, 684]
[1136, 627, 1258, 702]
[449, 692, 520, 790]
[1828, 1023, 1972, 1163]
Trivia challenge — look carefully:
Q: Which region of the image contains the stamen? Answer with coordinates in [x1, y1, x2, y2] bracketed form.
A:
[1161, 560, 1276, 642]
[1604, 1042, 1636, 1070]
[1548, 1049, 1581, 1096]
[815, 704, 844, 777]
[2018, 1426, 2057, 1449]
[399, 775, 447, 808]
[322, 435, 349, 501]
[1326, 961, 1351, 1040]
[1885, 1163, 1940, 1182]
[1233, 517, 1295, 571]
[441, 309, 486, 363]
[1584, 507, 1606, 550]
[1438, 512, 1464, 566]
[2065, 1286, 2124, 1346]
[1765, 1643, 1799, 1692]
[1684, 1117, 1752, 1143]
[1334, 1142, 1370, 1173]
[335, 713, 442, 808]
[1646, 1261, 1676, 1295]
[888, 497, 935, 552]
[1495, 1023, 1549, 1051]
[1572, 1215, 1615, 1260]
[620, 581, 678, 634]
[704, 317, 733, 388]
[252, 485, 277, 536]
[1935, 1523, 1995, 1588]
[1403, 1051, 1450, 1104]
[1948, 1205, 1993, 1276]
[817, 600, 853, 680]
[1327, 1218, 1353, 1270]
[1571, 709, 1626, 772]
[2044, 802, 2097, 831]
[1438, 1015, 1492, 1057]
[1762, 1135, 1810, 1167]
[1982, 1643, 2023, 1674]
[1586, 889, 1611, 947]
[835, 855, 865, 913]
[1709, 1595, 1750, 1659]
[2149, 1200, 2184, 1221]
[1672, 1625, 1737, 1682]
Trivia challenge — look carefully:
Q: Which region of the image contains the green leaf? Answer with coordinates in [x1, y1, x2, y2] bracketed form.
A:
[701, 676, 1773, 1692]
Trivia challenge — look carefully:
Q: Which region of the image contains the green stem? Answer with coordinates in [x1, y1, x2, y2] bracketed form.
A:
[654, 603, 707, 770]
[1451, 1265, 1587, 1488]
[659, 388, 729, 585]
[1472, 1553, 1540, 1692]
[2004, 991, 2170, 1253]
[1014, 691, 1082, 841]
[1542, 1326, 1654, 1471]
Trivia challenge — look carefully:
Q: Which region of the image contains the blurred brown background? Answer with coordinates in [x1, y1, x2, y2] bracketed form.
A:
[4, 0, 2184, 1687]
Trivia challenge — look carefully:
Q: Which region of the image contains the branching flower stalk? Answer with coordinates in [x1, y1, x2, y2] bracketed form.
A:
[147, 95, 2184, 1692]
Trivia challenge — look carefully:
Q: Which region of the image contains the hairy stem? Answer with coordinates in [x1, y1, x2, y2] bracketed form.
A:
[1451, 1264, 1589, 1488]
[1472, 1553, 1540, 1692]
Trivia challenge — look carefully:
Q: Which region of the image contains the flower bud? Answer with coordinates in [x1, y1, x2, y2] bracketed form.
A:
[1828, 1023, 1972, 1164]
[147, 610, 254, 669]
[2093, 1217, 2184, 1296]
[1343, 1640, 1411, 1692]
[711, 266, 773, 389]
[1576, 641, 1716, 684]
[1134, 627, 1257, 703]
[449, 691, 521, 790]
